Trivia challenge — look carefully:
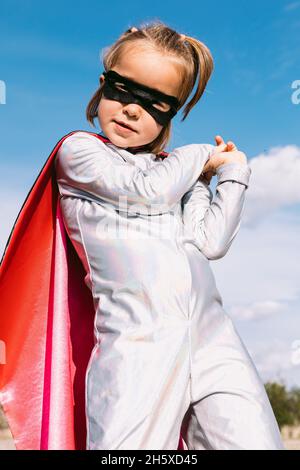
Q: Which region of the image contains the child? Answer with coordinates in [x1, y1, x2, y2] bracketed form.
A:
[0, 21, 284, 451]
[54, 21, 284, 450]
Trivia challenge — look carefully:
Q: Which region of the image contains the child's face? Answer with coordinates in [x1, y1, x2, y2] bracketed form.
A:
[97, 47, 181, 150]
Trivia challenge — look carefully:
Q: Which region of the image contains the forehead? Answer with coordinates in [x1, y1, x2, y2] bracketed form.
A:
[113, 45, 182, 98]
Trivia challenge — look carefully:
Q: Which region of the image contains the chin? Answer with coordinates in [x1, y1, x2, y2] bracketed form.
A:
[102, 123, 153, 149]
[107, 131, 142, 148]
[110, 134, 136, 148]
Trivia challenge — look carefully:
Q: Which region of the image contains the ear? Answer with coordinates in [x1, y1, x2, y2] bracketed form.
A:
[99, 74, 105, 86]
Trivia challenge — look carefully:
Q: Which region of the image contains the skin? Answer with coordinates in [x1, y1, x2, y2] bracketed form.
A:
[201, 136, 248, 184]
[97, 46, 181, 149]
[97, 44, 248, 184]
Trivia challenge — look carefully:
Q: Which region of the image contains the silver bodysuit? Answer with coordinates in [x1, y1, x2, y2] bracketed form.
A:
[55, 131, 284, 450]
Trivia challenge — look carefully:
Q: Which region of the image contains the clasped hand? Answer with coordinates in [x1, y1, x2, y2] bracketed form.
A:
[200, 135, 248, 185]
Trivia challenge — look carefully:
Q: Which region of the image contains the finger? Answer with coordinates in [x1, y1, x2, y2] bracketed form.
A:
[212, 142, 228, 154]
[215, 137, 225, 148]
[215, 135, 225, 146]
[227, 141, 238, 151]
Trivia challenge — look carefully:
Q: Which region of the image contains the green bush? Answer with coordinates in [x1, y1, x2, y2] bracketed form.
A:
[265, 381, 300, 430]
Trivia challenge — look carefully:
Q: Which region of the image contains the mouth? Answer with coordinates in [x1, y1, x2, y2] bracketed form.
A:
[113, 120, 137, 132]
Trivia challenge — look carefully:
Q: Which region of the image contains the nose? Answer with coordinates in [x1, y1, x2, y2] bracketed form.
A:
[122, 102, 142, 118]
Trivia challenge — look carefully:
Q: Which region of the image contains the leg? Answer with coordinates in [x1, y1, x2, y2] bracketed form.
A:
[86, 326, 192, 450]
[181, 390, 285, 450]
[183, 311, 285, 450]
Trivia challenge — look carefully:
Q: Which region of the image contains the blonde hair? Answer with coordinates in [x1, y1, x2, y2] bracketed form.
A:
[86, 19, 214, 155]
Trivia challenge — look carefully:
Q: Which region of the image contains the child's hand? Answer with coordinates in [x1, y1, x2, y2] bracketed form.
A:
[200, 135, 247, 184]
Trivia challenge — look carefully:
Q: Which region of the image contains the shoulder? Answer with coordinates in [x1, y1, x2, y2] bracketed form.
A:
[55, 131, 113, 166]
[55, 131, 116, 178]
[59, 131, 108, 153]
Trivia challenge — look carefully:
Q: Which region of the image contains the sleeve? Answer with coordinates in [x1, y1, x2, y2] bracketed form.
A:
[55, 132, 212, 215]
[181, 154, 252, 260]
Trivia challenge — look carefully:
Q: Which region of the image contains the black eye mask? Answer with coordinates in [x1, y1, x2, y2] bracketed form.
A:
[101, 70, 180, 126]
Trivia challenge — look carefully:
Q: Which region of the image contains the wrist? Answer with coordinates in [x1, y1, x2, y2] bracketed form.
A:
[216, 161, 251, 188]
[217, 155, 247, 168]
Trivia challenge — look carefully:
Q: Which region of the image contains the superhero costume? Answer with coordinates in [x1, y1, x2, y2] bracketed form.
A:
[56, 130, 283, 450]
[0, 129, 284, 450]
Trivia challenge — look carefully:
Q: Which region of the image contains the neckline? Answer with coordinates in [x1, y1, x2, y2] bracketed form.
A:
[97, 132, 167, 157]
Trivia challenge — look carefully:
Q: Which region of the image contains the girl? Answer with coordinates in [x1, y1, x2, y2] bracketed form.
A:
[54, 21, 284, 450]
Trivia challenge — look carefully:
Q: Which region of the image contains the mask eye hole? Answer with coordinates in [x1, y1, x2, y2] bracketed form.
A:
[114, 82, 129, 93]
[152, 100, 171, 112]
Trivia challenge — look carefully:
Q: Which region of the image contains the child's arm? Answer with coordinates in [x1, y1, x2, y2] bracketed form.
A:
[181, 154, 251, 260]
[55, 132, 211, 215]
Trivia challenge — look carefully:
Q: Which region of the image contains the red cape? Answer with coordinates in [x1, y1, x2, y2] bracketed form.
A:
[0, 130, 185, 450]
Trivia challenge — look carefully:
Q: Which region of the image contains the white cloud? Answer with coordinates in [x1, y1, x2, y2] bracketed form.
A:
[212, 209, 300, 306]
[244, 145, 300, 226]
[209, 144, 300, 387]
[248, 339, 300, 388]
[229, 300, 286, 321]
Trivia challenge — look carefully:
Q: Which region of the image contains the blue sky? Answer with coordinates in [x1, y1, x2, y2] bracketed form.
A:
[0, 0, 300, 389]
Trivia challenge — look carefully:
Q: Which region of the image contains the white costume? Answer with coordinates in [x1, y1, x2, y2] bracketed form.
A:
[55, 131, 284, 450]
